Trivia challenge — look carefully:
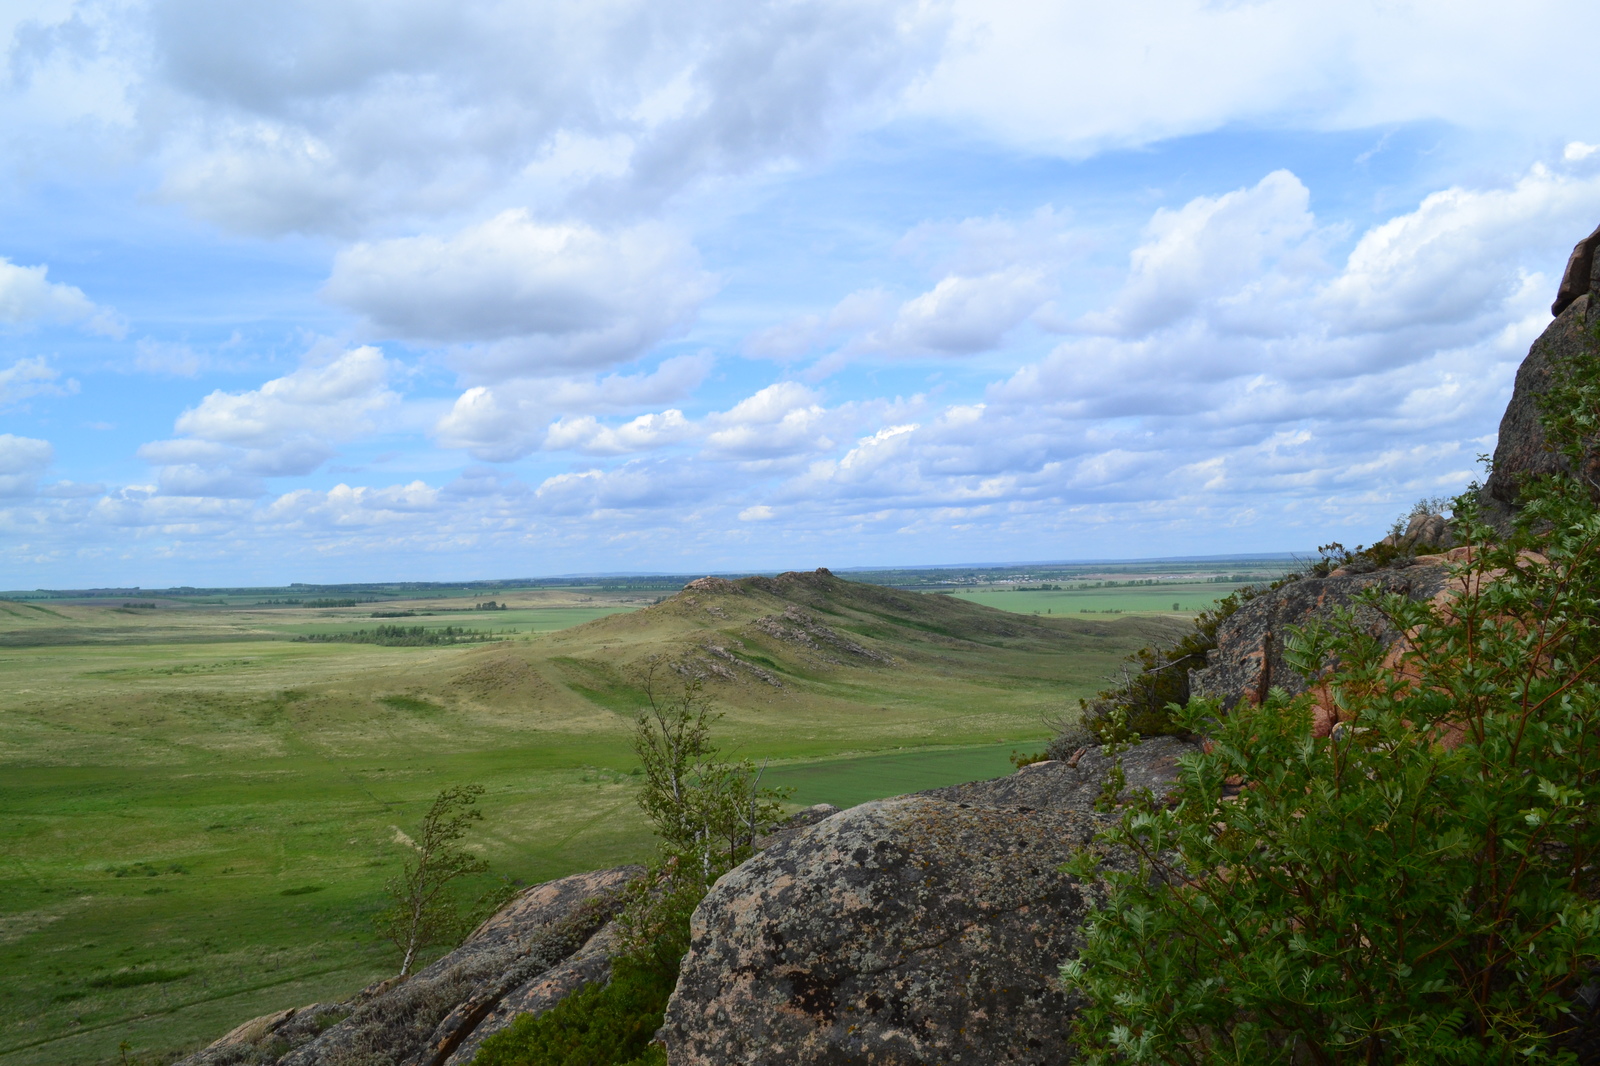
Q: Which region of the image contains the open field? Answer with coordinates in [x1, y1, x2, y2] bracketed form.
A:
[948, 579, 1266, 617]
[0, 571, 1198, 1064]
[764, 741, 1029, 807]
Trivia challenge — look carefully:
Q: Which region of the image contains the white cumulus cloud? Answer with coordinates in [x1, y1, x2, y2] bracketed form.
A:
[0, 433, 53, 497]
[175, 345, 397, 448]
[7, 0, 941, 237]
[909, 1, 1600, 158]
[543, 410, 695, 456]
[435, 353, 711, 461]
[704, 382, 837, 460]
[0, 258, 123, 336]
[0, 357, 78, 407]
[136, 345, 399, 497]
[326, 211, 714, 377]
[868, 268, 1052, 355]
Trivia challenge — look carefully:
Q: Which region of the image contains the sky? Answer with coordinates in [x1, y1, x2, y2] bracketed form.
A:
[5, 0, 1600, 587]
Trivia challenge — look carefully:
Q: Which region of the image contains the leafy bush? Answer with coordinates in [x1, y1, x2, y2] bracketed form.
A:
[630, 661, 789, 881]
[1065, 583, 1270, 744]
[1063, 342, 1600, 1063]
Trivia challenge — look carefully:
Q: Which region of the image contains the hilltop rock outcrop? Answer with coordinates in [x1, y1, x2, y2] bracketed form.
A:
[661, 737, 1195, 1066]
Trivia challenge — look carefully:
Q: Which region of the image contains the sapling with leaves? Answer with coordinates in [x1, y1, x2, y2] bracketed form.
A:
[631, 659, 788, 886]
[375, 784, 491, 976]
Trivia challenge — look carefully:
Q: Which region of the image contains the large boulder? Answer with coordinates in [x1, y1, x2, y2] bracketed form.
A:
[661, 737, 1195, 1066]
[1189, 564, 1451, 712]
[1482, 225, 1600, 532]
[177, 866, 643, 1066]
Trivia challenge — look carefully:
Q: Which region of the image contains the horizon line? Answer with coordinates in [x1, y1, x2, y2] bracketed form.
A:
[2, 551, 1309, 597]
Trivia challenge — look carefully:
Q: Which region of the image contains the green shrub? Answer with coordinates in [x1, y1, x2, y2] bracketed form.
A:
[1069, 583, 1270, 742]
[1062, 343, 1600, 1063]
[470, 954, 676, 1066]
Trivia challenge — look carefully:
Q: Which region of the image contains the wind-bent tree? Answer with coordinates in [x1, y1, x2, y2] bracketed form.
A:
[376, 784, 489, 976]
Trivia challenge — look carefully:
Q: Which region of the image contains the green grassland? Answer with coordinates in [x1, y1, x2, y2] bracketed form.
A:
[0, 572, 1193, 1065]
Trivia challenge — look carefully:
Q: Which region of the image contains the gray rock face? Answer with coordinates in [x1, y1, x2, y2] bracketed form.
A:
[753, 803, 841, 851]
[1378, 511, 1455, 552]
[176, 866, 643, 1066]
[441, 921, 625, 1066]
[1551, 222, 1600, 316]
[661, 737, 1194, 1066]
[1189, 565, 1450, 711]
[1483, 243, 1600, 532]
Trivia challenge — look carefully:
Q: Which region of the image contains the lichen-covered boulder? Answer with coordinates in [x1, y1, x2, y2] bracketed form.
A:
[661, 738, 1194, 1066]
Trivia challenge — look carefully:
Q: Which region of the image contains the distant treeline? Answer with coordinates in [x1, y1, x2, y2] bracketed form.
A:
[293, 625, 500, 647]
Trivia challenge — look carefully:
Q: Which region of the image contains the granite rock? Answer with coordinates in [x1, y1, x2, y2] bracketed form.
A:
[661, 737, 1193, 1066]
[919, 735, 1196, 812]
[1483, 239, 1600, 533]
[176, 866, 643, 1066]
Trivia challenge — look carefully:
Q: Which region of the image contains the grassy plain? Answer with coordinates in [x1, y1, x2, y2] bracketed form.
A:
[948, 579, 1264, 617]
[0, 574, 1193, 1065]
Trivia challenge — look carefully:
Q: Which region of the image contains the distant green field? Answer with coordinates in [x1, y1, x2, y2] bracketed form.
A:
[949, 579, 1263, 617]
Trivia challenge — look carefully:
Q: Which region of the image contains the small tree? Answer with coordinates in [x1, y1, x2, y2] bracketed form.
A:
[631, 659, 788, 886]
[376, 784, 489, 976]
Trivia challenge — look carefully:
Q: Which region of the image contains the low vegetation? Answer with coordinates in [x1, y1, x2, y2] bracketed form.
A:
[375, 785, 499, 977]
[1065, 328, 1600, 1061]
[1064, 583, 1268, 744]
[294, 624, 502, 646]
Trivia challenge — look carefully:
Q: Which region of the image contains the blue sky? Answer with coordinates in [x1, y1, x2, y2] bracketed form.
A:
[4, 0, 1600, 587]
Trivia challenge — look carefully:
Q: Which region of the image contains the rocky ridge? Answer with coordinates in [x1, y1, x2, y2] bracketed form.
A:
[1189, 561, 1453, 713]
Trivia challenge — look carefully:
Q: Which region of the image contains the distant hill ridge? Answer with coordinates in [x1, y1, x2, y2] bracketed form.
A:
[530, 566, 1176, 704]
